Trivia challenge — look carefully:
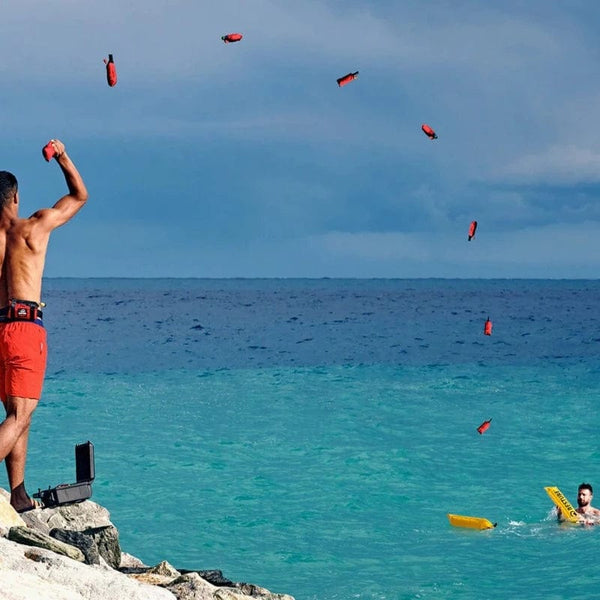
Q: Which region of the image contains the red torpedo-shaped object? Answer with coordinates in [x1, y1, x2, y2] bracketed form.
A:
[484, 317, 492, 336]
[477, 418, 492, 434]
[104, 54, 117, 87]
[468, 220, 478, 241]
[421, 124, 438, 139]
[42, 140, 56, 162]
[337, 71, 359, 87]
[222, 33, 243, 43]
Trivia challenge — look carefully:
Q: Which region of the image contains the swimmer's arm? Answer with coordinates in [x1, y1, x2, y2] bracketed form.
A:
[587, 508, 600, 523]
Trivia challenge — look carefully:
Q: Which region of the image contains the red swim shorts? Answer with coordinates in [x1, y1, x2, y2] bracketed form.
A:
[0, 322, 47, 403]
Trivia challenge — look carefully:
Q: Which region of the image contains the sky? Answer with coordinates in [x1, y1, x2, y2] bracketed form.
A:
[2, 0, 600, 278]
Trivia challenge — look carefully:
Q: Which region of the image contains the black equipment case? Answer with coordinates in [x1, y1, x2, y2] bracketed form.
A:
[34, 441, 95, 508]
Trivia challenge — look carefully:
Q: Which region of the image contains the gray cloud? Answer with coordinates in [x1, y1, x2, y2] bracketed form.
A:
[3, 1, 600, 276]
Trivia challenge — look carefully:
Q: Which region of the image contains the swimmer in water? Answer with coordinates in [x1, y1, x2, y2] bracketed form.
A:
[557, 482, 600, 525]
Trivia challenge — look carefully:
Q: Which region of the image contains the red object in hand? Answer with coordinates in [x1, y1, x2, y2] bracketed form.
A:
[104, 54, 117, 87]
[42, 141, 56, 162]
[477, 418, 492, 434]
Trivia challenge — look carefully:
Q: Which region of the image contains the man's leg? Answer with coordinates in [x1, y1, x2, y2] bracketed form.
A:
[6, 422, 34, 510]
[0, 396, 39, 511]
[0, 322, 47, 510]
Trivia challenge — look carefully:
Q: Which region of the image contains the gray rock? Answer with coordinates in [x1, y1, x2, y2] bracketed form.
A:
[19, 510, 51, 535]
[128, 560, 182, 586]
[149, 560, 181, 578]
[233, 582, 295, 600]
[120, 551, 148, 569]
[166, 572, 218, 600]
[213, 588, 260, 600]
[173, 572, 295, 599]
[50, 527, 101, 564]
[8, 526, 85, 562]
[15, 496, 115, 537]
[30, 499, 114, 532]
[82, 524, 121, 568]
[23, 548, 52, 564]
[178, 569, 234, 587]
[30, 501, 120, 569]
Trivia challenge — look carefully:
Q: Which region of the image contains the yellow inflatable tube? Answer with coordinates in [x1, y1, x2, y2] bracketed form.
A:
[447, 513, 497, 530]
[544, 486, 580, 523]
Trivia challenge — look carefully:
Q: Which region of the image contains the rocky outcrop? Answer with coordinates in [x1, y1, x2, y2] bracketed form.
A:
[49, 528, 102, 564]
[8, 525, 86, 562]
[0, 536, 174, 600]
[166, 572, 220, 600]
[0, 488, 295, 600]
[120, 561, 294, 600]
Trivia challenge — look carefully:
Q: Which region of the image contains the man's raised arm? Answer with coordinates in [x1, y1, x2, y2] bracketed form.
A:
[36, 139, 88, 230]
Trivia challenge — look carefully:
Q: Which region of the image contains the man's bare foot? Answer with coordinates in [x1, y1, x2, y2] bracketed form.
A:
[10, 482, 42, 513]
[12, 497, 42, 513]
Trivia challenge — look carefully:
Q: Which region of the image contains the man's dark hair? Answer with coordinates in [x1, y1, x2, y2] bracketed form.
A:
[579, 482, 593, 494]
[0, 171, 18, 208]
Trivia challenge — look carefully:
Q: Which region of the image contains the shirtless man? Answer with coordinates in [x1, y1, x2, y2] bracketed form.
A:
[557, 482, 600, 525]
[0, 139, 87, 512]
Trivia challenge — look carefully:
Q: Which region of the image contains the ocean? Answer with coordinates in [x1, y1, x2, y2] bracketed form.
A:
[4, 278, 600, 600]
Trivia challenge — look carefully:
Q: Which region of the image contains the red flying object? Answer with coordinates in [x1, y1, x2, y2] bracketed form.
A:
[222, 33, 243, 43]
[468, 220, 478, 241]
[421, 124, 438, 139]
[477, 419, 492, 434]
[484, 317, 492, 336]
[337, 71, 359, 87]
[104, 54, 117, 87]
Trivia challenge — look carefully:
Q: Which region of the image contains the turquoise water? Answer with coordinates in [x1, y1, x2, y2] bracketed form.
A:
[3, 279, 600, 599]
[27, 364, 600, 599]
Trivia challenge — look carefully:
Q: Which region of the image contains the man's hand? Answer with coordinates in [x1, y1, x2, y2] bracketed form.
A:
[42, 139, 66, 162]
[49, 139, 66, 159]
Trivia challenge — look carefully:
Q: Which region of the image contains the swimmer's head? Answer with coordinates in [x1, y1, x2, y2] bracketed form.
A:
[0, 171, 18, 209]
[578, 482, 593, 507]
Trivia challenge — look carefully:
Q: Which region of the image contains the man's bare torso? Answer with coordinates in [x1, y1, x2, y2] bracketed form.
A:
[0, 214, 50, 307]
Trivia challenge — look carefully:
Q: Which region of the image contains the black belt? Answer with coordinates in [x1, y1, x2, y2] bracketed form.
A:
[0, 300, 43, 322]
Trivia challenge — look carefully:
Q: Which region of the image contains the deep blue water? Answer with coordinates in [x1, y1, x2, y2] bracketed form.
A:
[41, 278, 600, 373]
[3, 279, 600, 599]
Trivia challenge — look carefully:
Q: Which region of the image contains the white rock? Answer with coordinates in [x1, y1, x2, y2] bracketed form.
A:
[120, 551, 148, 568]
[0, 491, 26, 533]
[166, 572, 218, 600]
[35, 499, 113, 531]
[0, 537, 176, 600]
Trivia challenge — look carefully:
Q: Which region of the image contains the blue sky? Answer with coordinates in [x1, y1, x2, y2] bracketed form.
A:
[2, 1, 600, 277]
